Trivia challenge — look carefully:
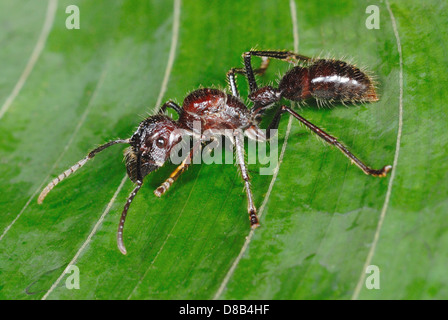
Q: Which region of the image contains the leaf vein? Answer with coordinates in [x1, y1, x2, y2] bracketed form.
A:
[351, 0, 404, 299]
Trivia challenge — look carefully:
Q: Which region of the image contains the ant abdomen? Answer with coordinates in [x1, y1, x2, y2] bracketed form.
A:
[279, 59, 378, 104]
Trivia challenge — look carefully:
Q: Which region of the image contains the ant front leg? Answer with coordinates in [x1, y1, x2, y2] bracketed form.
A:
[153, 139, 203, 197]
[267, 105, 392, 177]
[234, 131, 259, 228]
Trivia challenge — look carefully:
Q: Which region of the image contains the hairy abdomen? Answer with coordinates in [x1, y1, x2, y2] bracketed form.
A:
[279, 59, 378, 104]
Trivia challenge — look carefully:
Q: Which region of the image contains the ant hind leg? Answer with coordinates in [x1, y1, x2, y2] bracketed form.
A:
[266, 105, 392, 177]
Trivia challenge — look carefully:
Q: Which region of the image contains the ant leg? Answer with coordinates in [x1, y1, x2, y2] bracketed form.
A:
[232, 58, 271, 77]
[255, 56, 270, 76]
[265, 107, 284, 140]
[273, 105, 392, 177]
[37, 139, 131, 204]
[226, 68, 240, 97]
[159, 100, 182, 115]
[234, 131, 259, 228]
[227, 59, 271, 98]
[246, 50, 312, 64]
[153, 140, 203, 197]
[243, 52, 259, 93]
[117, 179, 142, 255]
[243, 50, 312, 93]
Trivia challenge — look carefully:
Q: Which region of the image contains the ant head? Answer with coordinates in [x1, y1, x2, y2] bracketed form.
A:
[125, 115, 182, 182]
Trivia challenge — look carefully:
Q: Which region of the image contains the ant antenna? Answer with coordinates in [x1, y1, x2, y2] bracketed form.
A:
[116, 152, 143, 255]
[37, 139, 130, 204]
[117, 179, 142, 255]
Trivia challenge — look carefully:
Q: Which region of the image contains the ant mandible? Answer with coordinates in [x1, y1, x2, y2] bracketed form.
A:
[37, 49, 391, 255]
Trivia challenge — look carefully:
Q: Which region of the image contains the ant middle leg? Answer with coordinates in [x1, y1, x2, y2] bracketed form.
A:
[266, 105, 392, 177]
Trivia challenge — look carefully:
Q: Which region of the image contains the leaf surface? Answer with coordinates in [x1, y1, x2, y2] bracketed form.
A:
[0, 0, 446, 300]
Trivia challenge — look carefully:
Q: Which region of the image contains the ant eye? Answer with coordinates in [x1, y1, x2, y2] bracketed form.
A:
[156, 137, 166, 148]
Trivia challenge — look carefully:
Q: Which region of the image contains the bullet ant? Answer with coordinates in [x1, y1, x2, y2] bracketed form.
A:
[38, 50, 391, 255]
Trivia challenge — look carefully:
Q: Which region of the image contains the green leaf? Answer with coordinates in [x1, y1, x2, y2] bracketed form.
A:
[0, 0, 447, 300]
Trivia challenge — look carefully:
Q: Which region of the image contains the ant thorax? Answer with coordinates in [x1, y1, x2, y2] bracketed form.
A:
[178, 88, 254, 132]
